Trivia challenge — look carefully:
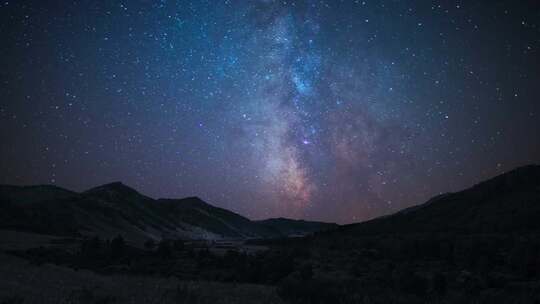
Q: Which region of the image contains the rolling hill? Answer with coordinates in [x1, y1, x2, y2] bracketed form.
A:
[256, 218, 338, 236]
[0, 182, 336, 242]
[335, 164, 540, 236]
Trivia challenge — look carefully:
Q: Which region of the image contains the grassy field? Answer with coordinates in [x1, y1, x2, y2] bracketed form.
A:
[0, 230, 66, 250]
[0, 252, 283, 304]
[3, 228, 540, 304]
[0, 230, 283, 304]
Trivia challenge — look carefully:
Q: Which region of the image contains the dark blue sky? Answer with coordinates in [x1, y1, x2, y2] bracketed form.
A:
[1, 1, 539, 223]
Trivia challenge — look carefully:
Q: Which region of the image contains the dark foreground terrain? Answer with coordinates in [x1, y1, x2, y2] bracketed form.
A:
[1, 165, 540, 303]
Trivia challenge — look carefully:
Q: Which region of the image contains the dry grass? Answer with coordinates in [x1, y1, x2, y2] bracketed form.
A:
[0, 230, 65, 251]
[0, 252, 283, 304]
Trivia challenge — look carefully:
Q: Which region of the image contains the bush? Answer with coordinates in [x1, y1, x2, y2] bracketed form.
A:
[80, 237, 102, 257]
[66, 287, 116, 304]
[144, 239, 156, 250]
[0, 296, 24, 304]
[299, 263, 313, 280]
[109, 235, 125, 260]
[173, 239, 185, 251]
[277, 276, 356, 304]
[157, 240, 172, 258]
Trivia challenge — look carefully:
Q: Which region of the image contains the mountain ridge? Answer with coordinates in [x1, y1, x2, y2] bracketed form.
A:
[0, 182, 337, 242]
[335, 164, 540, 236]
[256, 218, 338, 236]
[2, 164, 539, 243]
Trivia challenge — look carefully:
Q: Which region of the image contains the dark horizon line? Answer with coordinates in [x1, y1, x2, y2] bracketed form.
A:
[2, 163, 538, 226]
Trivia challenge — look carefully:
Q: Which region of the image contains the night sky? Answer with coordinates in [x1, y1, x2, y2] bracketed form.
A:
[1, 1, 539, 223]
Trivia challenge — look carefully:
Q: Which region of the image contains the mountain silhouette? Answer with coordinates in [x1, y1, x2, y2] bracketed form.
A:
[0, 182, 335, 242]
[2, 165, 539, 244]
[335, 164, 540, 236]
[256, 218, 338, 236]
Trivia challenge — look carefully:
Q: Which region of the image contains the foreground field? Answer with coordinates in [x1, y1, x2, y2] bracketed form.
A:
[0, 231, 282, 304]
[2, 166, 540, 303]
[0, 252, 283, 304]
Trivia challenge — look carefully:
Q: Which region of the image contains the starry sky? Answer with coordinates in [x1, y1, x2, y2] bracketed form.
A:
[1, 1, 539, 223]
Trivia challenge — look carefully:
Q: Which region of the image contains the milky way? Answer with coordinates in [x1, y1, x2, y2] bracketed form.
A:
[1, 1, 539, 223]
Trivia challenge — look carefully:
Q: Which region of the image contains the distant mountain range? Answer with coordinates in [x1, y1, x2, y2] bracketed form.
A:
[0, 182, 337, 242]
[2, 165, 540, 303]
[335, 164, 540, 236]
[2, 164, 538, 244]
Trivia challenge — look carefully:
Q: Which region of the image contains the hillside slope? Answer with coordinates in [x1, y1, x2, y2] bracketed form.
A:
[0, 182, 334, 241]
[337, 164, 540, 236]
[256, 218, 338, 236]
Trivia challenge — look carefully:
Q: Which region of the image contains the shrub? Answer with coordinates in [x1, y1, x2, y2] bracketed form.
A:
[299, 263, 313, 280]
[277, 276, 355, 304]
[109, 235, 126, 260]
[157, 240, 172, 258]
[144, 239, 156, 250]
[173, 239, 185, 251]
[0, 296, 24, 304]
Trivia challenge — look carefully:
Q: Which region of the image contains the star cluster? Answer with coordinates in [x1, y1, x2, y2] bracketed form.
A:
[1, 1, 539, 223]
